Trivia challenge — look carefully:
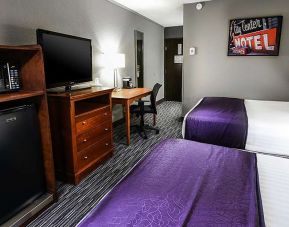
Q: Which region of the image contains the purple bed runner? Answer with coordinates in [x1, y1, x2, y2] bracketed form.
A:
[78, 139, 264, 227]
[185, 97, 248, 149]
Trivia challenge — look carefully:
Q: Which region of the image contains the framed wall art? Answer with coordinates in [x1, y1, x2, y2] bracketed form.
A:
[228, 16, 283, 56]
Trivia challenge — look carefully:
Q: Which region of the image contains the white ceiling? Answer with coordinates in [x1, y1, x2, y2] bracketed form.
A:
[108, 0, 212, 27]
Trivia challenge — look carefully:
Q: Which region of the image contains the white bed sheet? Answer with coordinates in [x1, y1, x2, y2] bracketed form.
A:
[257, 154, 289, 227]
[246, 99, 289, 227]
[245, 99, 289, 157]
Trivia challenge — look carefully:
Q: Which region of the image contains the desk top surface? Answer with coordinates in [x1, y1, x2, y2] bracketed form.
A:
[112, 88, 151, 100]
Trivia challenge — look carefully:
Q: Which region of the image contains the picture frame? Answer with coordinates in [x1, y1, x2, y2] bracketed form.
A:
[228, 16, 283, 56]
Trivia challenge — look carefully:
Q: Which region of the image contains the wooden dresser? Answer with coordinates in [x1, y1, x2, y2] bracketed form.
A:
[47, 87, 114, 184]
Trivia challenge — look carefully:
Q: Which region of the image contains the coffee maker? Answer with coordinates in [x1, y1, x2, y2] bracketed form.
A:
[122, 78, 133, 89]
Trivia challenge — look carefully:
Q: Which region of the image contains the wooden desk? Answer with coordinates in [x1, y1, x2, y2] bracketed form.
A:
[112, 88, 151, 145]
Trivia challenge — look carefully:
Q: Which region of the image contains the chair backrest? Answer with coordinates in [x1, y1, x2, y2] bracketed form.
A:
[150, 83, 162, 114]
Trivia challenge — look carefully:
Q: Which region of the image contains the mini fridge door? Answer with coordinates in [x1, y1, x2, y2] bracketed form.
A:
[0, 105, 46, 224]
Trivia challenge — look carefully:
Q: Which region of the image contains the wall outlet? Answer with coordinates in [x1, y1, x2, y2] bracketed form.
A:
[189, 47, 196, 55]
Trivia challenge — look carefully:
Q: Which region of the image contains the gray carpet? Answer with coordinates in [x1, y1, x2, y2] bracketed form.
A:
[28, 101, 182, 227]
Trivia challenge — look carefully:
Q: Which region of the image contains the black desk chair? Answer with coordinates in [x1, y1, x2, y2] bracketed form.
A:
[130, 83, 162, 139]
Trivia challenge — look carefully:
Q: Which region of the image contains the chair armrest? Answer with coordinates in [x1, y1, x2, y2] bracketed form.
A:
[137, 100, 145, 106]
[136, 99, 149, 102]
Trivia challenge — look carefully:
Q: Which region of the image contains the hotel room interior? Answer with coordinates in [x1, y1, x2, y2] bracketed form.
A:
[0, 0, 288, 226]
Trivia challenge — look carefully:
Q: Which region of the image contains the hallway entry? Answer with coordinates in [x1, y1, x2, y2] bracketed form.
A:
[164, 38, 183, 102]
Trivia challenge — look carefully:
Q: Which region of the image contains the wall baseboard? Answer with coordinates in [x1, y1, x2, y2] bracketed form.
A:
[113, 98, 165, 127]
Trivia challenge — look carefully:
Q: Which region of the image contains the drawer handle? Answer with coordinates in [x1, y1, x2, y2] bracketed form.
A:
[82, 121, 87, 125]
[104, 128, 109, 131]
[104, 113, 108, 116]
[83, 139, 88, 143]
[105, 143, 109, 146]
[84, 156, 88, 160]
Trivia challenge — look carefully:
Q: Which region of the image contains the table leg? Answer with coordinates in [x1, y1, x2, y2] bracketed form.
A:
[125, 100, 130, 145]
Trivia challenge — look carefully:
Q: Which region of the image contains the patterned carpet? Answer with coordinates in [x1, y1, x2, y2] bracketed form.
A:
[28, 101, 183, 227]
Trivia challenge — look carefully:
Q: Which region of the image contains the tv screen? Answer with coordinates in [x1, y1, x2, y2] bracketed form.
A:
[36, 29, 92, 89]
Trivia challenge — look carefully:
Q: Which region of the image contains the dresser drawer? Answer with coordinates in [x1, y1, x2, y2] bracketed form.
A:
[77, 121, 112, 151]
[77, 135, 112, 170]
[76, 109, 111, 134]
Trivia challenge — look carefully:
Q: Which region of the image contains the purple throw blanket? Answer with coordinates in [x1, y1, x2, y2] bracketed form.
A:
[185, 97, 248, 149]
[78, 139, 264, 227]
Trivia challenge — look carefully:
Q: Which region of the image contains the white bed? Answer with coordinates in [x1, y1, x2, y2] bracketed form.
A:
[257, 154, 289, 227]
[182, 99, 289, 227]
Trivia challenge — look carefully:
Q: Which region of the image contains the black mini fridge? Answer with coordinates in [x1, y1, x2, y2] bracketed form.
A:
[0, 104, 46, 224]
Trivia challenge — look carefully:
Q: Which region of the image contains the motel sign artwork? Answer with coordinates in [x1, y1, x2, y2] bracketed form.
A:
[228, 16, 283, 56]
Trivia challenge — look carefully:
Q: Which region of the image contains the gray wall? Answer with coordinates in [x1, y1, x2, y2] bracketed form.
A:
[183, 0, 289, 114]
[0, 0, 164, 121]
[165, 26, 183, 39]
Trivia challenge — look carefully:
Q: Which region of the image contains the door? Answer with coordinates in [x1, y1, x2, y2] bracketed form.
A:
[136, 40, 144, 87]
[135, 30, 144, 88]
[164, 38, 183, 102]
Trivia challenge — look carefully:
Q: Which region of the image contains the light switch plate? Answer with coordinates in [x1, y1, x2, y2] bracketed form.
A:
[189, 47, 196, 55]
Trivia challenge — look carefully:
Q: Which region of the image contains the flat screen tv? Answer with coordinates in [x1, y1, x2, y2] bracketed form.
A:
[36, 29, 92, 91]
